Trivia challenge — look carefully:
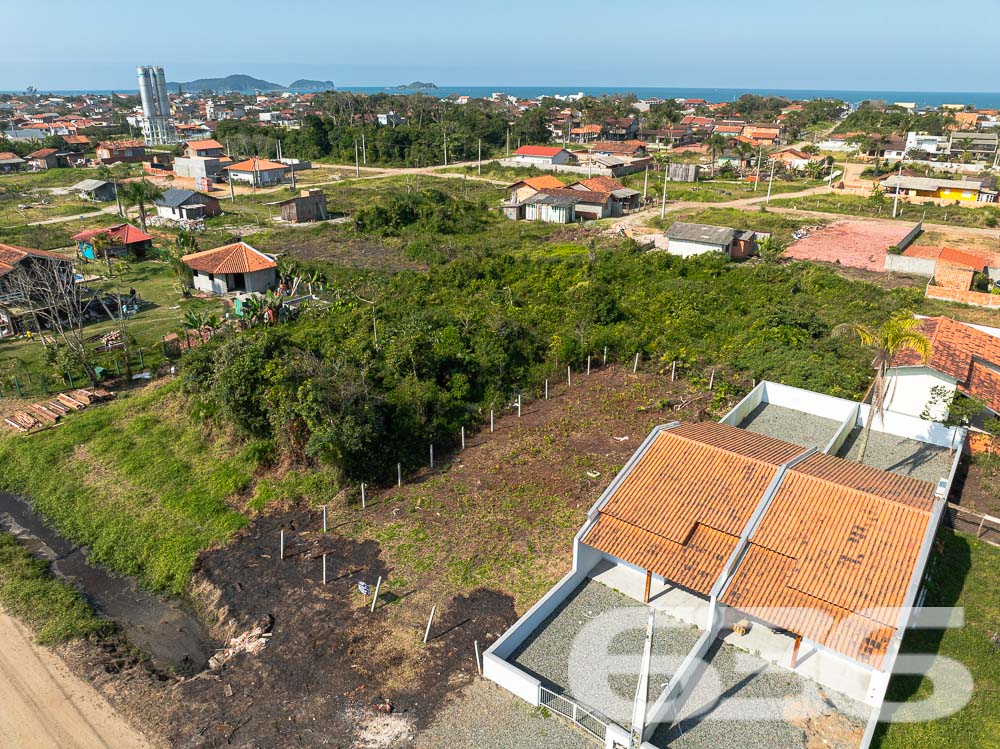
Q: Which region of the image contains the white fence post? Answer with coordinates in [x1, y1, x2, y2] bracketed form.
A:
[370, 576, 382, 612]
[423, 606, 436, 644]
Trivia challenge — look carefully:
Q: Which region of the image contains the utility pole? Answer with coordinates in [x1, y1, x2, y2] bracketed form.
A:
[643, 163, 649, 200]
[362, 132, 367, 165]
[754, 146, 762, 191]
[891, 160, 904, 218]
[506, 128, 510, 156]
[478, 138, 482, 175]
[660, 160, 669, 220]
[765, 158, 776, 204]
[355, 139, 360, 178]
[443, 129, 448, 166]
[228, 170, 235, 202]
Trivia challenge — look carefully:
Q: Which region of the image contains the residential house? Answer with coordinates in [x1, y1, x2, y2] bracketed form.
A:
[484, 383, 964, 749]
[741, 123, 785, 145]
[886, 316, 1000, 419]
[0, 152, 26, 173]
[26, 148, 61, 170]
[769, 147, 823, 171]
[72, 223, 154, 260]
[569, 124, 602, 143]
[182, 241, 277, 295]
[638, 127, 693, 146]
[271, 189, 328, 223]
[502, 176, 566, 220]
[70, 179, 116, 202]
[904, 132, 946, 157]
[602, 117, 639, 141]
[588, 140, 648, 158]
[663, 221, 763, 259]
[883, 174, 994, 203]
[948, 131, 998, 162]
[96, 139, 147, 164]
[522, 193, 577, 224]
[183, 139, 226, 158]
[566, 176, 641, 214]
[508, 146, 575, 168]
[0, 243, 77, 338]
[537, 187, 613, 220]
[224, 157, 289, 187]
[153, 189, 221, 221]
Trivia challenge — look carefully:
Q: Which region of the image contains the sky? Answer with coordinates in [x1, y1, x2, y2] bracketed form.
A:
[4, 0, 1000, 92]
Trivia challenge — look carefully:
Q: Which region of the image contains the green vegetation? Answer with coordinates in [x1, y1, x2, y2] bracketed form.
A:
[876, 530, 1000, 749]
[771, 192, 1000, 228]
[0, 533, 109, 643]
[834, 105, 956, 137]
[0, 382, 254, 594]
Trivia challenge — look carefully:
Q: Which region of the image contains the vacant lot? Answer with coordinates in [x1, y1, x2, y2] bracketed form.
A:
[773, 192, 1000, 229]
[785, 220, 916, 271]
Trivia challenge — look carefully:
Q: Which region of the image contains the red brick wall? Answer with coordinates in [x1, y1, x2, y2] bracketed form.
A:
[925, 285, 1000, 308]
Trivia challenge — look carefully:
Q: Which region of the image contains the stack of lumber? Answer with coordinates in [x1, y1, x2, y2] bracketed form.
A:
[2, 387, 115, 433]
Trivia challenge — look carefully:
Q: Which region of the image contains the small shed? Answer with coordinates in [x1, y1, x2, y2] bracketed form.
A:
[71, 179, 117, 202]
[154, 188, 221, 221]
[72, 223, 154, 260]
[270, 189, 328, 223]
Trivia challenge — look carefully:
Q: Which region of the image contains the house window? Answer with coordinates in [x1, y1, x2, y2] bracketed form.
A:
[208, 273, 214, 281]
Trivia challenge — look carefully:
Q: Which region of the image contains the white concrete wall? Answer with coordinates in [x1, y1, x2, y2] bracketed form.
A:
[244, 269, 276, 293]
[191, 270, 228, 295]
[883, 367, 956, 420]
[719, 383, 765, 426]
[761, 381, 859, 423]
[666, 238, 727, 258]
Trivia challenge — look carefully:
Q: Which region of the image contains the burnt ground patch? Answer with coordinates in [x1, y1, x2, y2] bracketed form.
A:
[155, 508, 518, 748]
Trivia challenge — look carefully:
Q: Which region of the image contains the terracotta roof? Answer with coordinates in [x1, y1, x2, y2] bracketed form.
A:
[582, 420, 942, 668]
[182, 242, 276, 274]
[933, 265, 974, 291]
[224, 157, 287, 172]
[582, 422, 803, 594]
[510, 175, 564, 191]
[0, 152, 23, 161]
[937, 246, 991, 271]
[589, 140, 647, 155]
[71, 223, 153, 245]
[901, 245, 945, 260]
[513, 145, 566, 158]
[98, 139, 145, 150]
[28, 148, 58, 158]
[0, 243, 70, 277]
[893, 317, 1000, 413]
[723, 451, 936, 668]
[185, 139, 224, 151]
[569, 176, 626, 193]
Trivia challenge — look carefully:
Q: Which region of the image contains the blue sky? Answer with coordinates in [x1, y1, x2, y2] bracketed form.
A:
[4, 0, 999, 92]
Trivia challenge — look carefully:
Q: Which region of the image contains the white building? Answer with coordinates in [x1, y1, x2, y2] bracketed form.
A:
[508, 145, 575, 167]
[182, 241, 277, 295]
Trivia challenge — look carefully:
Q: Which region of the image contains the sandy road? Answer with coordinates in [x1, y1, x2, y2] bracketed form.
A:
[0, 612, 150, 749]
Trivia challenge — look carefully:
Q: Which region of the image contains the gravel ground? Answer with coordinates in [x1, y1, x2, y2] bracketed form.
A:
[738, 403, 840, 450]
[414, 679, 591, 749]
[837, 427, 954, 483]
[649, 639, 868, 749]
[509, 579, 702, 725]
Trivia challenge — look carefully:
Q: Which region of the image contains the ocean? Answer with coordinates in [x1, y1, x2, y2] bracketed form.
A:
[6, 86, 1000, 110]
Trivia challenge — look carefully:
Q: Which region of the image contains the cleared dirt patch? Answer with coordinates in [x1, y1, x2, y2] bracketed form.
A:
[786, 220, 917, 271]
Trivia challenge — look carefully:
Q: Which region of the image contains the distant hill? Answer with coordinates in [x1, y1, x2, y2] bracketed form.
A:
[392, 81, 438, 91]
[287, 79, 335, 93]
[168, 75, 286, 94]
[167, 75, 335, 94]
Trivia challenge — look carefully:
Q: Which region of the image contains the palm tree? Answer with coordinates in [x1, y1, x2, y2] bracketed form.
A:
[956, 137, 974, 164]
[704, 134, 727, 177]
[119, 179, 163, 232]
[90, 232, 114, 273]
[832, 315, 931, 462]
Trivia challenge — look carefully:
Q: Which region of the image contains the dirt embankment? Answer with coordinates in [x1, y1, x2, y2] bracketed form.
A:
[57, 367, 725, 748]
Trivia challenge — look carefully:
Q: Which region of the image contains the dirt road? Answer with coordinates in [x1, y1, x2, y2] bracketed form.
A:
[0, 612, 150, 749]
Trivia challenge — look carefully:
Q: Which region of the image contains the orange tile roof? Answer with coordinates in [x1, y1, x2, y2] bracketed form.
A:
[894, 317, 1000, 413]
[723, 451, 936, 668]
[583, 422, 803, 593]
[582, 419, 944, 668]
[512, 175, 564, 191]
[224, 157, 287, 172]
[574, 176, 625, 193]
[901, 245, 944, 260]
[0, 243, 70, 277]
[937, 246, 991, 271]
[185, 139, 224, 151]
[933, 265, 975, 291]
[513, 145, 567, 158]
[182, 242, 276, 274]
[72, 223, 153, 245]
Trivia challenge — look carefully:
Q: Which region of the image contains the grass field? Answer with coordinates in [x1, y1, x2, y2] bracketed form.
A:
[619, 173, 826, 202]
[0, 382, 256, 596]
[0, 168, 92, 190]
[772, 192, 1000, 228]
[0, 532, 109, 643]
[876, 529, 1000, 749]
